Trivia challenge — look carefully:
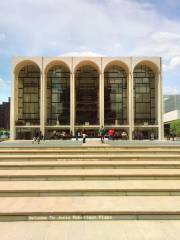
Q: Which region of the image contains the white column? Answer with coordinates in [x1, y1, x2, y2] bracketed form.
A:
[158, 72, 163, 140]
[100, 73, 104, 127]
[128, 72, 133, 140]
[40, 72, 45, 136]
[10, 72, 16, 140]
[70, 72, 75, 135]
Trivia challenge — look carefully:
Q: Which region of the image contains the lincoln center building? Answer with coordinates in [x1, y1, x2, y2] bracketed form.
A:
[10, 56, 163, 140]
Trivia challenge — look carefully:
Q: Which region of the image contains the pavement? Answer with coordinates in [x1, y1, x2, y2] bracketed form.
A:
[1, 139, 180, 148]
[1, 221, 180, 240]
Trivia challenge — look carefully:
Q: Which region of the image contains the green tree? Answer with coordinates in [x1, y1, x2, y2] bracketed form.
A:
[170, 120, 180, 136]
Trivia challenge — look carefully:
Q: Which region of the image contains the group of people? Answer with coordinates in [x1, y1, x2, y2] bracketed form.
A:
[98, 127, 128, 142]
[75, 127, 128, 143]
[51, 130, 71, 140]
[75, 127, 106, 143]
[32, 128, 129, 144]
[133, 131, 156, 140]
[32, 131, 44, 144]
[75, 130, 88, 143]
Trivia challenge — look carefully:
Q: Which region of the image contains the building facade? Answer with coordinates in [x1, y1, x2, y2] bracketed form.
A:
[10, 57, 163, 140]
[0, 98, 10, 130]
[164, 95, 180, 137]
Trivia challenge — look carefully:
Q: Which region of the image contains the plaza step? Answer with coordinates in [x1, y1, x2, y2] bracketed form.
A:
[1, 169, 180, 180]
[0, 180, 180, 197]
[0, 144, 180, 225]
[1, 147, 180, 154]
[1, 160, 180, 169]
[0, 154, 180, 161]
[1, 196, 180, 221]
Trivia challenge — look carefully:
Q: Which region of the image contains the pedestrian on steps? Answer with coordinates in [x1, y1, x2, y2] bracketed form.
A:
[99, 126, 106, 143]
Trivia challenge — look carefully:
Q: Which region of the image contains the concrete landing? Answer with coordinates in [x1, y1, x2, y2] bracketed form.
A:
[1, 221, 180, 240]
[1, 196, 180, 220]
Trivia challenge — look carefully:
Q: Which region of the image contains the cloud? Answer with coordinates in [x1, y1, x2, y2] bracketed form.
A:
[168, 56, 180, 70]
[0, 78, 6, 88]
[61, 51, 104, 57]
[132, 30, 180, 76]
[164, 86, 180, 95]
[132, 31, 180, 59]
[0, 0, 179, 59]
[0, 0, 170, 55]
[151, 32, 180, 42]
[0, 0, 180, 102]
[0, 33, 6, 41]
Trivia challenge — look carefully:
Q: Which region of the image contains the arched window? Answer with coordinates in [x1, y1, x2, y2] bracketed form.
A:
[104, 65, 127, 125]
[134, 65, 156, 125]
[75, 65, 99, 125]
[18, 64, 40, 125]
[47, 65, 70, 125]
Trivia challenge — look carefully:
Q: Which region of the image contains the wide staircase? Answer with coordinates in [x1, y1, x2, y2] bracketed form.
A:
[1, 144, 180, 239]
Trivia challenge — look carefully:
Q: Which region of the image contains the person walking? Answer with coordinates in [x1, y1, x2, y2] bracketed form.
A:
[82, 130, 87, 143]
[99, 126, 106, 143]
[75, 130, 78, 141]
[108, 128, 115, 140]
[32, 131, 40, 144]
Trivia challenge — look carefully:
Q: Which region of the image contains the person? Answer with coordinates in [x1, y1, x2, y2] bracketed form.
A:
[99, 126, 106, 143]
[75, 130, 78, 141]
[32, 135, 36, 144]
[53, 130, 57, 140]
[121, 130, 127, 140]
[82, 130, 87, 143]
[37, 134, 40, 144]
[32, 131, 40, 144]
[108, 129, 115, 140]
[150, 132, 155, 140]
[171, 132, 176, 141]
[41, 133, 45, 143]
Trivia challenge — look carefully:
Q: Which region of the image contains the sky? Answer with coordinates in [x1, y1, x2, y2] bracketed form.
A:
[0, 0, 180, 103]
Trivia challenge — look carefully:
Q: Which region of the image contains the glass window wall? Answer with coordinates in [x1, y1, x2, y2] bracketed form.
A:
[47, 65, 70, 125]
[134, 65, 156, 125]
[18, 65, 40, 125]
[104, 65, 127, 125]
[75, 65, 99, 125]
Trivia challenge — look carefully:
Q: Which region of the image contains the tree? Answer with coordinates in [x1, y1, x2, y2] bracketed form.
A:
[170, 120, 180, 136]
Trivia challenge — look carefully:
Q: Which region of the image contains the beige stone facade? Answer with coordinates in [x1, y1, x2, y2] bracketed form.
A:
[10, 56, 163, 140]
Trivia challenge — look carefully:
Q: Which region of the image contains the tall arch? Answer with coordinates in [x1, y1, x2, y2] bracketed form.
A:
[46, 64, 70, 125]
[16, 63, 41, 125]
[75, 63, 99, 125]
[104, 62, 128, 125]
[133, 62, 157, 125]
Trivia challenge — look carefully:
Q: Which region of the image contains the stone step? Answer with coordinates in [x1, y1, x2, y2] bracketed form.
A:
[1, 169, 180, 180]
[0, 160, 180, 169]
[1, 196, 180, 221]
[1, 144, 180, 149]
[0, 180, 180, 196]
[0, 221, 180, 240]
[0, 154, 180, 161]
[1, 148, 180, 154]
